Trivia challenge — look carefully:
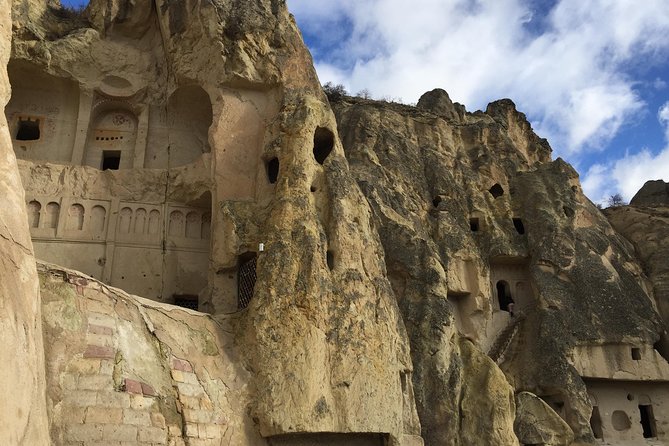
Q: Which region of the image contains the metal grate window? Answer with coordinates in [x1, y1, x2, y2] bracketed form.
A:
[238, 255, 257, 310]
[174, 294, 198, 311]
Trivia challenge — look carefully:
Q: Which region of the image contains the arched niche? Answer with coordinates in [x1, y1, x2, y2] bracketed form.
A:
[5, 60, 79, 163]
[145, 85, 212, 168]
[83, 99, 138, 170]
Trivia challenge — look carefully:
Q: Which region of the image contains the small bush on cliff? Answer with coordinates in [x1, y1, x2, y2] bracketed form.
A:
[323, 82, 348, 101]
[607, 193, 626, 207]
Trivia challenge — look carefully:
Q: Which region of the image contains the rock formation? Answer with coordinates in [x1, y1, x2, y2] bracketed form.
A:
[0, 0, 50, 443]
[1, 0, 669, 445]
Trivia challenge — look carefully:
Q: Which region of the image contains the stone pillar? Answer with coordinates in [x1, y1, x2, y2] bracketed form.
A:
[70, 90, 93, 165]
[133, 106, 149, 168]
[0, 0, 51, 443]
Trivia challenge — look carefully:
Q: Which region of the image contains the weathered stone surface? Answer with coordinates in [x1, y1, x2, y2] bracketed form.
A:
[0, 0, 49, 443]
[515, 391, 574, 446]
[630, 180, 669, 207]
[332, 95, 666, 444]
[5, 0, 669, 445]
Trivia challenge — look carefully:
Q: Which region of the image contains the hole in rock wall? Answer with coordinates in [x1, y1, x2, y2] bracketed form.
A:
[313, 127, 334, 165]
[432, 196, 442, 208]
[101, 150, 121, 170]
[327, 250, 335, 270]
[266, 157, 279, 184]
[489, 183, 504, 198]
[590, 406, 604, 439]
[632, 347, 641, 360]
[16, 117, 40, 141]
[563, 206, 575, 218]
[611, 410, 631, 431]
[496, 280, 514, 312]
[469, 217, 479, 232]
[173, 294, 198, 311]
[238, 252, 257, 310]
[513, 218, 525, 235]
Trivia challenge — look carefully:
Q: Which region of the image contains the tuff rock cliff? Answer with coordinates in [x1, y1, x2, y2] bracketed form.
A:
[1, 1, 668, 446]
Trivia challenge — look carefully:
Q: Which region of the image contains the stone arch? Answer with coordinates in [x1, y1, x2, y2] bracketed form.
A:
[148, 210, 161, 235]
[186, 212, 201, 239]
[159, 85, 213, 168]
[45, 202, 60, 229]
[134, 208, 147, 234]
[84, 100, 138, 170]
[27, 200, 41, 228]
[67, 204, 85, 230]
[91, 205, 106, 234]
[169, 211, 185, 237]
[118, 207, 133, 234]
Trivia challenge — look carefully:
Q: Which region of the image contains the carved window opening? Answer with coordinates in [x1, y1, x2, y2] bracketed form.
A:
[267, 157, 279, 184]
[432, 196, 442, 208]
[102, 150, 121, 170]
[470, 217, 479, 232]
[496, 280, 514, 312]
[313, 127, 334, 165]
[16, 117, 40, 141]
[46, 202, 60, 229]
[238, 252, 257, 310]
[631, 347, 641, 360]
[590, 406, 604, 439]
[173, 294, 198, 311]
[489, 183, 504, 198]
[513, 218, 525, 235]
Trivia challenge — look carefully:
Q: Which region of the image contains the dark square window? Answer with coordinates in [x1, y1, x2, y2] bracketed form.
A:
[102, 151, 121, 170]
[16, 118, 40, 141]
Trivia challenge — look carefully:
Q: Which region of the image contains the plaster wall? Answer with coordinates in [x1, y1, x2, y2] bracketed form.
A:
[587, 380, 669, 446]
[5, 60, 79, 163]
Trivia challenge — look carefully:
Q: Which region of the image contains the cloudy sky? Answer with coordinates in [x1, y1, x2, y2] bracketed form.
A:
[286, 0, 669, 204]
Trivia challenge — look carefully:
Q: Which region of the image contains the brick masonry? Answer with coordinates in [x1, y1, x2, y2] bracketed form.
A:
[51, 275, 232, 446]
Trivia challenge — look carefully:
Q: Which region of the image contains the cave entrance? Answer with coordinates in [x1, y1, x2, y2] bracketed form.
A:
[496, 280, 514, 312]
[639, 404, 657, 438]
[590, 406, 604, 439]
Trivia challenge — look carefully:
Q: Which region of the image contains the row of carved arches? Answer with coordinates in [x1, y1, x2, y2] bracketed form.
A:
[27, 200, 107, 234]
[168, 210, 211, 240]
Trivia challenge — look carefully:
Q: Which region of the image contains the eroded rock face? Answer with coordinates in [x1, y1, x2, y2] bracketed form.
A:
[332, 95, 666, 444]
[515, 392, 574, 446]
[6, 1, 669, 445]
[0, 0, 50, 443]
[630, 180, 669, 207]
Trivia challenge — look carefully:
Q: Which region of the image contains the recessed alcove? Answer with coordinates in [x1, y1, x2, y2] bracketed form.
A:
[266, 157, 279, 184]
[6, 60, 79, 163]
[313, 127, 334, 164]
[512, 218, 525, 235]
[469, 217, 480, 232]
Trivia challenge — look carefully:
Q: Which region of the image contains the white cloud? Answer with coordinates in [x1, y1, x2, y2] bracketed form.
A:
[287, 0, 669, 156]
[582, 101, 669, 204]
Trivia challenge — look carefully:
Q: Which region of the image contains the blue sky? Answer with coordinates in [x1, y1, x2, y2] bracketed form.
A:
[59, 0, 668, 204]
[287, 0, 669, 204]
